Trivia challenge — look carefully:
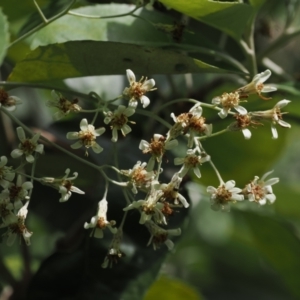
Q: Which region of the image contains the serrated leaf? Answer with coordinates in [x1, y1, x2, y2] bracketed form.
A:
[8, 41, 231, 83]
[0, 8, 10, 65]
[158, 0, 254, 40]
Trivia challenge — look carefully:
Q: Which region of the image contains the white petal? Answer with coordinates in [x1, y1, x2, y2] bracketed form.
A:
[225, 180, 235, 190]
[165, 139, 178, 150]
[95, 127, 106, 136]
[259, 198, 267, 205]
[0, 156, 8, 167]
[140, 95, 150, 108]
[174, 157, 184, 165]
[205, 124, 213, 136]
[264, 178, 279, 186]
[111, 128, 118, 142]
[124, 107, 135, 117]
[92, 143, 103, 153]
[235, 106, 247, 115]
[261, 85, 277, 93]
[126, 69, 136, 83]
[121, 124, 132, 135]
[242, 128, 252, 139]
[66, 132, 79, 140]
[142, 78, 155, 91]
[193, 167, 201, 178]
[11, 149, 23, 159]
[275, 99, 290, 109]
[71, 186, 85, 194]
[79, 119, 88, 131]
[70, 141, 83, 149]
[253, 69, 271, 84]
[232, 194, 244, 201]
[94, 228, 104, 238]
[207, 186, 217, 194]
[26, 155, 35, 163]
[177, 194, 189, 208]
[212, 97, 221, 105]
[266, 193, 276, 203]
[35, 144, 44, 154]
[22, 181, 33, 190]
[278, 119, 291, 128]
[16, 127, 26, 142]
[164, 239, 174, 251]
[139, 140, 150, 150]
[218, 109, 228, 119]
[271, 124, 278, 139]
[31, 133, 40, 144]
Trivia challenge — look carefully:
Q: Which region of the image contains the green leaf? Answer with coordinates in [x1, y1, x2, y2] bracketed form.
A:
[144, 276, 203, 300]
[8, 41, 230, 83]
[244, 212, 300, 299]
[249, 0, 268, 10]
[158, 0, 254, 40]
[0, 8, 10, 65]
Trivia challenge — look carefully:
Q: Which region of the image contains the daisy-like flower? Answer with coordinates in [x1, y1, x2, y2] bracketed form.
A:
[207, 180, 244, 212]
[236, 69, 277, 100]
[0, 88, 22, 111]
[0, 175, 33, 210]
[40, 169, 84, 202]
[84, 198, 117, 238]
[168, 104, 212, 141]
[251, 99, 291, 139]
[227, 113, 263, 140]
[104, 105, 135, 142]
[11, 127, 44, 163]
[0, 202, 32, 246]
[139, 134, 178, 171]
[174, 149, 210, 178]
[212, 92, 247, 119]
[123, 69, 156, 108]
[244, 171, 279, 205]
[0, 156, 15, 188]
[66, 118, 105, 154]
[102, 228, 125, 268]
[159, 172, 189, 208]
[144, 220, 181, 251]
[121, 161, 155, 194]
[47, 90, 81, 120]
[123, 187, 166, 224]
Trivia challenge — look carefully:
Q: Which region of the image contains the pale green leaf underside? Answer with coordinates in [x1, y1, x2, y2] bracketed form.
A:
[8, 41, 230, 83]
[158, 0, 254, 40]
[0, 8, 10, 65]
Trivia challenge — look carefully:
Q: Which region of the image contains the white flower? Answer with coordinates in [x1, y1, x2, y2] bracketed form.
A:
[144, 220, 181, 250]
[159, 172, 189, 208]
[121, 161, 155, 194]
[174, 149, 210, 178]
[11, 127, 44, 163]
[40, 169, 85, 202]
[123, 69, 156, 108]
[245, 171, 279, 205]
[251, 99, 291, 139]
[0, 156, 15, 188]
[168, 104, 212, 141]
[139, 134, 178, 171]
[237, 69, 277, 100]
[0, 88, 22, 111]
[84, 198, 117, 238]
[123, 187, 165, 224]
[212, 92, 247, 119]
[0, 202, 32, 246]
[47, 90, 81, 120]
[104, 105, 135, 142]
[102, 228, 125, 268]
[227, 113, 263, 140]
[207, 180, 244, 212]
[0, 175, 33, 210]
[66, 118, 105, 154]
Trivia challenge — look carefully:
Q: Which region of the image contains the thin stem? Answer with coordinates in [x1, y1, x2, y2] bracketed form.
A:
[8, 0, 76, 48]
[119, 211, 128, 227]
[28, 153, 37, 199]
[197, 128, 229, 140]
[68, 6, 141, 19]
[33, 0, 48, 23]
[1, 107, 125, 187]
[197, 141, 224, 185]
